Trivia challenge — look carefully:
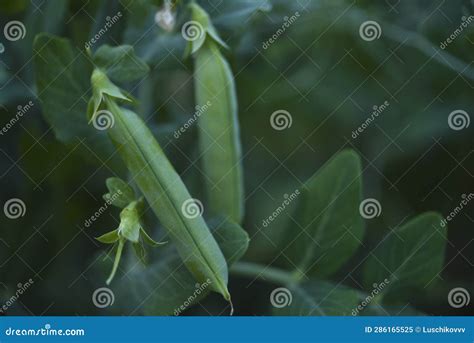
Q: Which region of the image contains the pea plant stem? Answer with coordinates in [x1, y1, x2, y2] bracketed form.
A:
[230, 261, 297, 286]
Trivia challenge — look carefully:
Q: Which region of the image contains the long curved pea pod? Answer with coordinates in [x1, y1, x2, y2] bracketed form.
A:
[91, 73, 231, 301]
[187, 3, 244, 224]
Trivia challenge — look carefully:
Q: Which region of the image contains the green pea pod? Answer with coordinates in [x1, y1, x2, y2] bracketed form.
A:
[188, 3, 244, 224]
[102, 95, 231, 302]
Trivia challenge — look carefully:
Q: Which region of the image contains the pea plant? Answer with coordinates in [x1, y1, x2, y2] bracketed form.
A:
[33, 1, 448, 315]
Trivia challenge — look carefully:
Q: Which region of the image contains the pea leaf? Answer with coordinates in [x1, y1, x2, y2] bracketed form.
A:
[93, 45, 150, 83]
[116, 218, 249, 315]
[282, 150, 364, 278]
[103, 177, 136, 208]
[33, 34, 94, 143]
[96, 229, 120, 244]
[363, 212, 446, 297]
[272, 281, 360, 316]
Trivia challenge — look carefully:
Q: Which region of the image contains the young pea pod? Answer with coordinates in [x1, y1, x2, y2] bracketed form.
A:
[187, 3, 244, 224]
[89, 69, 231, 301]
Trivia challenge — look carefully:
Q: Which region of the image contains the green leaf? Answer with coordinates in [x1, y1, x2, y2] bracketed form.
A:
[272, 281, 360, 316]
[193, 38, 244, 223]
[117, 217, 249, 315]
[103, 177, 136, 208]
[282, 150, 364, 278]
[33, 34, 95, 143]
[140, 228, 167, 247]
[93, 45, 149, 83]
[363, 212, 446, 298]
[101, 91, 231, 301]
[96, 229, 120, 244]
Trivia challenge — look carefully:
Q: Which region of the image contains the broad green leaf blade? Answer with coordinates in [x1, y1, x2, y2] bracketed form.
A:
[193, 40, 244, 224]
[93, 45, 149, 83]
[103, 177, 136, 208]
[104, 97, 230, 300]
[96, 229, 120, 244]
[117, 218, 249, 315]
[33, 34, 95, 143]
[140, 228, 167, 247]
[272, 281, 360, 316]
[363, 212, 446, 298]
[282, 150, 364, 278]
